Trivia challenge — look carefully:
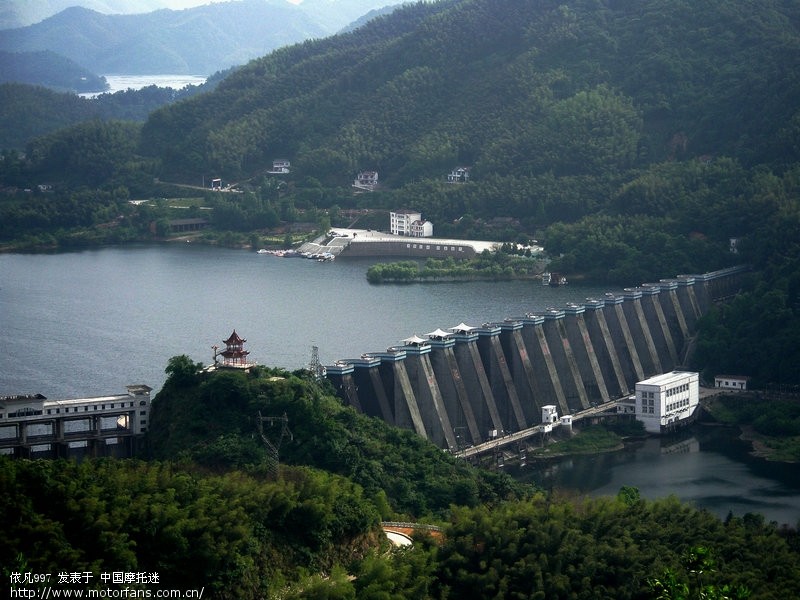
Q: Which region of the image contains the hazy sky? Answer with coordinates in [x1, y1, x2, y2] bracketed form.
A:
[162, 0, 303, 6]
[2, 0, 307, 30]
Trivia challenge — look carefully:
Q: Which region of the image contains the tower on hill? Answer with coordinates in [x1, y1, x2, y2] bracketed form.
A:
[214, 330, 255, 371]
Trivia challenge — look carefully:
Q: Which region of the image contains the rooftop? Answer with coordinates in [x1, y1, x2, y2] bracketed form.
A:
[330, 228, 500, 253]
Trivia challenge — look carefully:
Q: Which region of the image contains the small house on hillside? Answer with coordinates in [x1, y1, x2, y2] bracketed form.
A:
[714, 375, 750, 391]
[447, 166, 470, 183]
[268, 159, 291, 174]
[353, 171, 379, 191]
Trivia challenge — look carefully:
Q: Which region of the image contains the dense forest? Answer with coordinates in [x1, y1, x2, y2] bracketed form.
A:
[1, 0, 799, 385]
[0, 69, 231, 150]
[4, 363, 800, 598]
[0, 50, 108, 92]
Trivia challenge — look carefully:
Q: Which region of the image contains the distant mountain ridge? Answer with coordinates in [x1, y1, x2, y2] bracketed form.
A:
[0, 50, 108, 92]
[0, 0, 172, 30]
[0, 0, 401, 76]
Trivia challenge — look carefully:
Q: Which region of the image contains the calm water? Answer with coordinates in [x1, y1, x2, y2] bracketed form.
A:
[516, 427, 800, 527]
[1, 244, 798, 525]
[0, 244, 609, 398]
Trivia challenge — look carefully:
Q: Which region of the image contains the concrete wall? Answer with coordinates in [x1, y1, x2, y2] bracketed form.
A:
[326, 267, 747, 449]
[342, 240, 478, 258]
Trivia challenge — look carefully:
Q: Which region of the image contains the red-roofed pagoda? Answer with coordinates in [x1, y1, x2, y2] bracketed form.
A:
[215, 330, 254, 370]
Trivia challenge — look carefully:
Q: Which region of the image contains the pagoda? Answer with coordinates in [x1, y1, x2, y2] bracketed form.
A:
[216, 330, 254, 369]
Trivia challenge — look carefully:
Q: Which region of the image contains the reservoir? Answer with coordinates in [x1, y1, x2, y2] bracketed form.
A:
[79, 74, 207, 98]
[0, 244, 610, 398]
[515, 427, 800, 527]
[1, 244, 798, 525]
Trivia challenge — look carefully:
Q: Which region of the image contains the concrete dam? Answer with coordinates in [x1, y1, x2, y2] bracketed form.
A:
[325, 267, 747, 450]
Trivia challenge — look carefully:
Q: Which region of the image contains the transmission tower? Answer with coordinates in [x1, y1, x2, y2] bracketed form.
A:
[308, 345, 326, 380]
[256, 411, 292, 479]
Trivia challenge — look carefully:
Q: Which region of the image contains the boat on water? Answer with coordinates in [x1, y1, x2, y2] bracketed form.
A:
[541, 271, 567, 286]
[259, 249, 302, 257]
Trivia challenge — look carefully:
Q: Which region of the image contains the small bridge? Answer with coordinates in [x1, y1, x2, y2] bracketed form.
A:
[454, 399, 623, 459]
[381, 521, 444, 544]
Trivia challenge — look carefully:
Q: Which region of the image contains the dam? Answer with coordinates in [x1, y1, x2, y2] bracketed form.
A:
[326, 266, 747, 450]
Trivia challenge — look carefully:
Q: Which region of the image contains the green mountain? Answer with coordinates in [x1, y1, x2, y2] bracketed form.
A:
[0, 75, 224, 150]
[0, 50, 108, 92]
[141, 0, 800, 184]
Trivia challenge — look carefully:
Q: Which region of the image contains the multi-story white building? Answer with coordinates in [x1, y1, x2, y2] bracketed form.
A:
[0, 385, 152, 457]
[390, 210, 433, 237]
[635, 371, 699, 433]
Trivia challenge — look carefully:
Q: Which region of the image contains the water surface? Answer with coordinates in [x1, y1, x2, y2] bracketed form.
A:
[0, 244, 609, 397]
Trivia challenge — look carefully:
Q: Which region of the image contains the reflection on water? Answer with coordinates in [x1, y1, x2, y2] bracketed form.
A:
[515, 426, 800, 526]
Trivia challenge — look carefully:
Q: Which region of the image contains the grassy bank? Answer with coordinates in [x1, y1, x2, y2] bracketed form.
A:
[530, 425, 625, 457]
[366, 253, 547, 283]
[702, 394, 800, 462]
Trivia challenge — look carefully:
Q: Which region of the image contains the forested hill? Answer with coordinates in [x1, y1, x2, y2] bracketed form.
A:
[4, 0, 800, 385]
[0, 50, 108, 92]
[142, 0, 800, 183]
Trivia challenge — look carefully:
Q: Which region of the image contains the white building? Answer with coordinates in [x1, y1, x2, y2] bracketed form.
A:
[540, 405, 558, 432]
[635, 371, 699, 434]
[714, 375, 750, 390]
[390, 210, 433, 237]
[0, 385, 152, 456]
[353, 171, 379, 191]
[447, 166, 470, 183]
[268, 159, 291, 174]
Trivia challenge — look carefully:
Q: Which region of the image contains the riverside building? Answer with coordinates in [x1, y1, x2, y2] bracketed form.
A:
[635, 371, 699, 433]
[0, 385, 152, 458]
